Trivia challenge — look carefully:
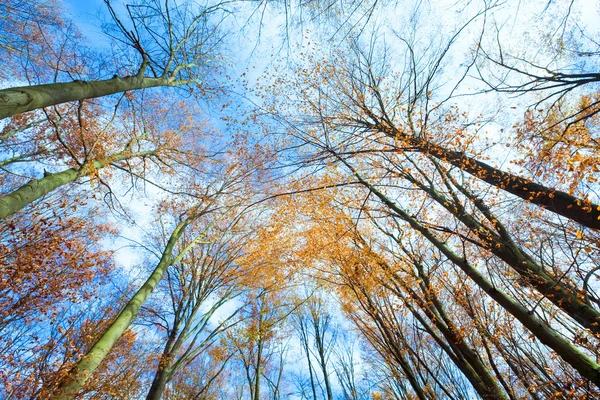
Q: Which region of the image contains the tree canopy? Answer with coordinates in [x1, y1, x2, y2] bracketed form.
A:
[2, 0, 600, 399]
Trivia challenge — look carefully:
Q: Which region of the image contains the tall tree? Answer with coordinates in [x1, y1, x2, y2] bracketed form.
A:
[143, 208, 248, 400]
[261, 27, 600, 383]
[271, 38, 600, 230]
[226, 288, 294, 400]
[50, 155, 255, 399]
[293, 288, 337, 400]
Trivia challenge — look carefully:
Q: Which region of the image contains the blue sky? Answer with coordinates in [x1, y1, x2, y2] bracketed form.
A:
[62, 0, 113, 47]
[63, 0, 105, 16]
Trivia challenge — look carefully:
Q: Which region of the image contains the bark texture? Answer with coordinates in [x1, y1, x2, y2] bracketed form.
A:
[0, 75, 169, 120]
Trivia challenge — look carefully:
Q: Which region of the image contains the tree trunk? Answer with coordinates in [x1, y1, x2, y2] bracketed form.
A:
[346, 164, 600, 386]
[253, 315, 264, 400]
[0, 74, 170, 120]
[146, 327, 180, 400]
[404, 172, 600, 335]
[146, 365, 171, 400]
[403, 277, 507, 399]
[313, 326, 333, 400]
[416, 212, 600, 386]
[384, 126, 600, 230]
[361, 295, 429, 400]
[298, 318, 318, 400]
[50, 218, 190, 399]
[0, 150, 154, 220]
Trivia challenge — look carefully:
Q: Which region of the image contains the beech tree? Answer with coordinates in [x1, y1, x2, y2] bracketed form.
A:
[257, 2, 600, 386]
[267, 33, 600, 343]
[272, 39, 600, 229]
[279, 173, 600, 396]
[0, 92, 220, 221]
[1, 98, 154, 219]
[329, 154, 600, 385]
[293, 288, 337, 400]
[0, 264, 154, 399]
[4, 0, 600, 398]
[38, 305, 153, 399]
[224, 291, 273, 400]
[290, 191, 505, 398]
[0, 0, 226, 120]
[50, 151, 258, 398]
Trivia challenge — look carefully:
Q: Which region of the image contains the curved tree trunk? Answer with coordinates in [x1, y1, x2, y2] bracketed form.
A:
[402, 170, 600, 335]
[146, 326, 180, 400]
[396, 269, 508, 399]
[359, 293, 429, 400]
[313, 326, 334, 400]
[146, 365, 171, 400]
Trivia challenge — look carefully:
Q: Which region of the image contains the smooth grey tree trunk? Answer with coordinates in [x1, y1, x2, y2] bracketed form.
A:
[381, 126, 600, 230]
[383, 256, 508, 400]
[0, 73, 173, 120]
[0, 150, 154, 220]
[50, 217, 194, 399]
[146, 318, 181, 400]
[145, 364, 171, 400]
[401, 170, 600, 335]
